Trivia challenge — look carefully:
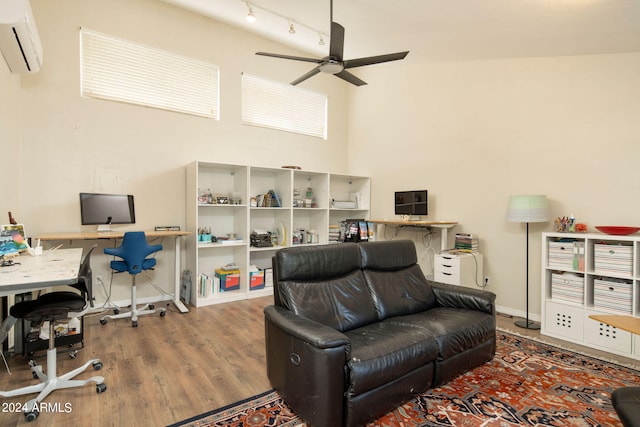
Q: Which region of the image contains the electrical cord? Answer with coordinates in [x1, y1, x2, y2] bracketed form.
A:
[442, 249, 487, 288]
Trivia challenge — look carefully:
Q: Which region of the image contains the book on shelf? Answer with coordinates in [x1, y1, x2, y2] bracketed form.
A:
[198, 273, 219, 298]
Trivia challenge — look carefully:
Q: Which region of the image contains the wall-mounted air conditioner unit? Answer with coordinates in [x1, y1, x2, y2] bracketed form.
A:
[0, 0, 43, 73]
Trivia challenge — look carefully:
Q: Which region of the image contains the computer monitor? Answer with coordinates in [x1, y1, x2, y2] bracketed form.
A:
[79, 193, 135, 232]
[395, 190, 428, 218]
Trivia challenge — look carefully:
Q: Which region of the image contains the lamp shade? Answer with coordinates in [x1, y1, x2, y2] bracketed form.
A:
[506, 195, 550, 223]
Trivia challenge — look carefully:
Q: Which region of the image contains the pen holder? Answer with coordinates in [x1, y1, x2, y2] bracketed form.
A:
[28, 246, 43, 256]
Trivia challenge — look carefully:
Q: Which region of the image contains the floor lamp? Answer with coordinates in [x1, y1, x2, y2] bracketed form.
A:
[506, 195, 550, 330]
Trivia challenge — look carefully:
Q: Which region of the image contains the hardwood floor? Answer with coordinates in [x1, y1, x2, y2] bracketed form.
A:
[0, 298, 638, 427]
[0, 297, 272, 427]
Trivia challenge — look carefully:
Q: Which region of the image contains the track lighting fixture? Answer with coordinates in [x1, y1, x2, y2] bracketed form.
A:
[239, 0, 334, 48]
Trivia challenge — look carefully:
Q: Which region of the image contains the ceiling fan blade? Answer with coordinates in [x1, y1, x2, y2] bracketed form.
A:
[334, 70, 367, 86]
[329, 22, 345, 60]
[343, 51, 409, 69]
[291, 67, 321, 85]
[256, 52, 322, 64]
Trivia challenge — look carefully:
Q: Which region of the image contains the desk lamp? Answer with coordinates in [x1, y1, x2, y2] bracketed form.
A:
[506, 195, 550, 330]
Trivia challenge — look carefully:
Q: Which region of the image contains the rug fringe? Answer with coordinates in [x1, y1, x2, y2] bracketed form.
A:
[497, 326, 640, 371]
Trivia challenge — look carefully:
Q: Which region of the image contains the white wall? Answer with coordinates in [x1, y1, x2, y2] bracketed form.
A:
[6, 0, 640, 320]
[0, 60, 21, 223]
[348, 52, 640, 320]
[11, 0, 350, 305]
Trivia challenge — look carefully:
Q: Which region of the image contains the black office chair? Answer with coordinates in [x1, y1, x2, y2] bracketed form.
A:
[0, 246, 106, 422]
[100, 232, 166, 327]
[612, 386, 640, 427]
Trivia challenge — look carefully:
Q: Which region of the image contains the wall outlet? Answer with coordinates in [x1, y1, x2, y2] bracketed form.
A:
[483, 276, 490, 286]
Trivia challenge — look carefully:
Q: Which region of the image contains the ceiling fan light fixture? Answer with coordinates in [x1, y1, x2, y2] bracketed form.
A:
[319, 60, 344, 74]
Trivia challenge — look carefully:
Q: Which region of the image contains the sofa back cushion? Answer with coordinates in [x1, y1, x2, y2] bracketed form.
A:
[359, 240, 437, 319]
[274, 243, 378, 332]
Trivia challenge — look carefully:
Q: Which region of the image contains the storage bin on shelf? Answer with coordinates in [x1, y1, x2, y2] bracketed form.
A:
[547, 240, 577, 270]
[551, 272, 584, 304]
[215, 268, 240, 292]
[593, 278, 633, 314]
[594, 243, 633, 277]
[249, 266, 265, 290]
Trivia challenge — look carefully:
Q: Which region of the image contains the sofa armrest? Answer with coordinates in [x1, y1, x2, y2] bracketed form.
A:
[430, 281, 496, 315]
[264, 305, 350, 427]
[264, 305, 350, 349]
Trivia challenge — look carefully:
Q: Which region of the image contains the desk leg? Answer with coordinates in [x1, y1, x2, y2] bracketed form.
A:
[172, 236, 189, 313]
[440, 227, 449, 252]
[0, 315, 17, 348]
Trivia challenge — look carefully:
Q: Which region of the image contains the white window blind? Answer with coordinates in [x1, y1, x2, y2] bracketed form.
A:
[241, 73, 327, 139]
[80, 29, 219, 119]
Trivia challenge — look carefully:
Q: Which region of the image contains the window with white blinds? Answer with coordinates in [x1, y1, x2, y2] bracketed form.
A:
[80, 29, 219, 119]
[241, 73, 327, 139]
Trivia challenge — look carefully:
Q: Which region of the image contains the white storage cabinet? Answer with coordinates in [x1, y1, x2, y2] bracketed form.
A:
[541, 232, 640, 360]
[434, 252, 483, 288]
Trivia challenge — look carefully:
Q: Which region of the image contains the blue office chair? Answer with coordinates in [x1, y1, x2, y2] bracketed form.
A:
[100, 232, 166, 327]
[0, 246, 106, 422]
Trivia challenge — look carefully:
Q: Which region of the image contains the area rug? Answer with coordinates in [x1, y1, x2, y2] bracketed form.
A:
[169, 331, 640, 426]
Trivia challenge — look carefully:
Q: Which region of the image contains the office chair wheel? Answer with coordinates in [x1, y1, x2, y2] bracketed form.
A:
[132, 320, 138, 327]
[149, 304, 155, 309]
[25, 409, 38, 422]
[100, 318, 107, 325]
[160, 310, 166, 317]
[93, 361, 103, 370]
[113, 309, 120, 314]
[96, 383, 107, 393]
[69, 350, 78, 359]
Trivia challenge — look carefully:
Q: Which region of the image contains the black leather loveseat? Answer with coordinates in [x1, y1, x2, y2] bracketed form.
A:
[264, 240, 496, 427]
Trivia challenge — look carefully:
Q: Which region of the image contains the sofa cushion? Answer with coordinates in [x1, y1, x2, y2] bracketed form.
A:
[385, 307, 496, 360]
[359, 240, 437, 319]
[359, 239, 418, 270]
[275, 244, 378, 332]
[344, 321, 438, 396]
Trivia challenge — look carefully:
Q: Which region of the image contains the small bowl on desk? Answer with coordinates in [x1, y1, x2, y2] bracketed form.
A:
[595, 226, 640, 236]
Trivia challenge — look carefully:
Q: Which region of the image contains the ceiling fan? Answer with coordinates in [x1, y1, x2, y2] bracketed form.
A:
[255, 0, 409, 86]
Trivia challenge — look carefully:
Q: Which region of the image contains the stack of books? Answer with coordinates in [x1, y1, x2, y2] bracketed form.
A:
[328, 224, 341, 242]
[454, 233, 479, 252]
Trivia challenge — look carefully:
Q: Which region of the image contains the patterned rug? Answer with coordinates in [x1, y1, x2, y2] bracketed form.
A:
[169, 331, 640, 427]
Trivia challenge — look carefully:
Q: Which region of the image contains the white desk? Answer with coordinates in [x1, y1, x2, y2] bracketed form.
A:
[370, 220, 459, 251]
[0, 248, 82, 345]
[37, 231, 190, 313]
[0, 248, 82, 296]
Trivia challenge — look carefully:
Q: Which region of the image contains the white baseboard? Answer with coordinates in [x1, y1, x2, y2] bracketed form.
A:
[496, 304, 540, 322]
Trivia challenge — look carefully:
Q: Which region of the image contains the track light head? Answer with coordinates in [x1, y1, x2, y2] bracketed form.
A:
[245, 2, 255, 23]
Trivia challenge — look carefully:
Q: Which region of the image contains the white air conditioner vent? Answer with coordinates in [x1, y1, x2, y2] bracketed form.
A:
[0, 0, 43, 73]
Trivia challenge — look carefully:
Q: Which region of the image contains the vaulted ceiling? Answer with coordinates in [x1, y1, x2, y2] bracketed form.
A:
[161, 0, 640, 63]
